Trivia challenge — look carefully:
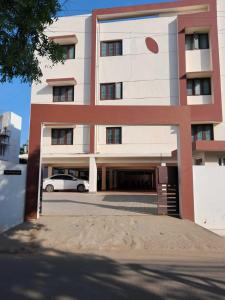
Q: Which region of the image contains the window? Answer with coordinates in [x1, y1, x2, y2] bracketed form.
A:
[51, 128, 73, 145]
[218, 158, 225, 166]
[185, 33, 209, 50]
[52, 168, 66, 175]
[106, 127, 122, 144]
[100, 83, 122, 100]
[187, 78, 211, 96]
[191, 124, 214, 142]
[100, 40, 122, 57]
[195, 158, 203, 165]
[0, 145, 6, 156]
[61, 44, 75, 59]
[53, 86, 74, 102]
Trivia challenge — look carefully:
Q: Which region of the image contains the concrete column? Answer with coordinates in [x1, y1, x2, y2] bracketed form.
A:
[113, 171, 117, 189]
[101, 166, 106, 191]
[177, 122, 194, 221]
[48, 166, 52, 177]
[109, 169, 113, 190]
[89, 156, 97, 193]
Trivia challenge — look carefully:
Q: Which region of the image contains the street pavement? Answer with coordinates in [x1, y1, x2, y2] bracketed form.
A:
[0, 253, 225, 300]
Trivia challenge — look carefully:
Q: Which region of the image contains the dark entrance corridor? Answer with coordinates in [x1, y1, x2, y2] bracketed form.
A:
[106, 169, 156, 192]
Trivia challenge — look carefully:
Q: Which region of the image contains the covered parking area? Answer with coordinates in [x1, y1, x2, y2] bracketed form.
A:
[40, 156, 178, 217]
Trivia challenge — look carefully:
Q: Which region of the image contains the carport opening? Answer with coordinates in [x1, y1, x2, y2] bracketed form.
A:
[103, 169, 156, 192]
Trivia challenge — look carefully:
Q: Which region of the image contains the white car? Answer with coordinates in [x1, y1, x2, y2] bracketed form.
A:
[43, 174, 89, 193]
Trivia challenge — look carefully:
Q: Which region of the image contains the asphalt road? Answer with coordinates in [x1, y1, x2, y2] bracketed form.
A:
[0, 254, 225, 300]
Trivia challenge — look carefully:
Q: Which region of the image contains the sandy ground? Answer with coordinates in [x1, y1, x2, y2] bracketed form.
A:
[1, 215, 225, 259]
[42, 192, 158, 216]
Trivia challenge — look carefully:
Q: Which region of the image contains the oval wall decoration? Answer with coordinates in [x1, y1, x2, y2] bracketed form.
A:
[145, 37, 159, 54]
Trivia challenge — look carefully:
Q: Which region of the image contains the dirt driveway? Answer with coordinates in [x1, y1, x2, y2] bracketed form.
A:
[42, 192, 158, 216]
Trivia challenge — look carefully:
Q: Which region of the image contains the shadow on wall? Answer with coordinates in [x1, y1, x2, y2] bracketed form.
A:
[83, 16, 92, 105]
[0, 222, 225, 299]
[25, 147, 41, 220]
[168, 19, 179, 106]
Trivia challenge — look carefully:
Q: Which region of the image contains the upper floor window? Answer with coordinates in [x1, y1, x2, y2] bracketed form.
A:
[185, 33, 209, 50]
[53, 86, 74, 102]
[61, 44, 75, 59]
[106, 127, 122, 144]
[191, 124, 214, 142]
[100, 82, 122, 100]
[187, 78, 211, 96]
[52, 128, 73, 145]
[100, 40, 122, 57]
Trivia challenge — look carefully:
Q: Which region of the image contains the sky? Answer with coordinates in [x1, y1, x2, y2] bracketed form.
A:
[0, 0, 171, 145]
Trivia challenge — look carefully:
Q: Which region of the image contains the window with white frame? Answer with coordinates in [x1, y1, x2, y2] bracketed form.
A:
[53, 86, 74, 102]
[187, 78, 211, 96]
[100, 83, 123, 100]
[100, 40, 122, 57]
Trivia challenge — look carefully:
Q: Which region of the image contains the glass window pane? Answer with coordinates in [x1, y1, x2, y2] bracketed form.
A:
[204, 125, 213, 140]
[202, 78, 211, 95]
[114, 128, 121, 144]
[101, 85, 107, 99]
[62, 46, 67, 59]
[101, 42, 107, 56]
[115, 41, 122, 55]
[59, 88, 66, 101]
[115, 82, 122, 99]
[193, 34, 199, 49]
[185, 35, 193, 50]
[108, 43, 114, 56]
[199, 34, 209, 49]
[187, 80, 193, 96]
[68, 46, 75, 59]
[108, 84, 115, 99]
[107, 128, 113, 144]
[197, 126, 203, 140]
[194, 79, 201, 95]
[52, 130, 58, 145]
[66, 129, 73, 145]
[59, 130, 65, 144]
[67, 87, 73, 101]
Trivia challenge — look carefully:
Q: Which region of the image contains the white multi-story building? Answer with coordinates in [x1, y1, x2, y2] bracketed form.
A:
[0, 112, 22, 164]
[26, 0, 225, 222]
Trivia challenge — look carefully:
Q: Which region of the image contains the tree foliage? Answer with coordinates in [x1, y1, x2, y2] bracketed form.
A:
[0, 0, 64, 83]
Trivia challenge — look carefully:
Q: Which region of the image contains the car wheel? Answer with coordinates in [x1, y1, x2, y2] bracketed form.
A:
[77, 184, 85, 193]
[46, 184, 54, 192]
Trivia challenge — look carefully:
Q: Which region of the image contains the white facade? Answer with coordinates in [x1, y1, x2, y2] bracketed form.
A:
[0, 161, 27, 232]
[31, 14, 92, 106]
[30, 1, 225, 165]
[97, 16, 179, 106]
[193, 166, 225, 236]
[29, 0, 225, 217]
[215, 0, 225, 138]
[0, 112, 22, 164]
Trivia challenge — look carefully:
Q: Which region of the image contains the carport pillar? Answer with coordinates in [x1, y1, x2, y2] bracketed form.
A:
[89, 156, 97, 193]
[48, 166, 52, 177]
[101, 166, 106, 191]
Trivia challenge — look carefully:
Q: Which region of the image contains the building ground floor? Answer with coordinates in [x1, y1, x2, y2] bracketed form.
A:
[41, 155, 179, 217]
[42, 155, 177, 193]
